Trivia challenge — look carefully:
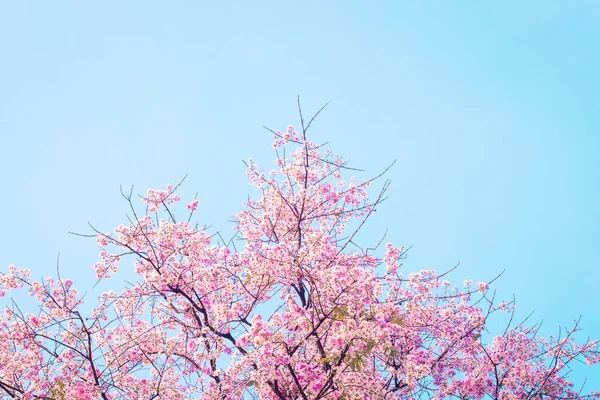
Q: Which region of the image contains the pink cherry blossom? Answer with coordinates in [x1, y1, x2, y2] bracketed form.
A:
[187, 199, 199, 211]
[0, 122, 598, 400]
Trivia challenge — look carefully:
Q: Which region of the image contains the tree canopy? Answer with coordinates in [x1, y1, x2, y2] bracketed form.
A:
[1, 116, 598, 399]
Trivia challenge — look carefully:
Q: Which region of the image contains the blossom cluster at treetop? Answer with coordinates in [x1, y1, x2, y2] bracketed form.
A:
[1, 123, 598, 399]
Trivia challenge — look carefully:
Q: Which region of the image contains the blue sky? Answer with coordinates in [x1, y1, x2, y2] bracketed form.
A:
[1, 1, 599, 391]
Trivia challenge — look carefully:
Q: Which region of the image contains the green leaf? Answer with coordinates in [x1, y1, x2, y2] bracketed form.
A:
[349, 355, 364, 372]
[384, 346, 399, 359]
[50, 380, 66, 400]
[365, 339, 376, 353]
[390, 314, 404, 326]
[332, 306, 349, 320]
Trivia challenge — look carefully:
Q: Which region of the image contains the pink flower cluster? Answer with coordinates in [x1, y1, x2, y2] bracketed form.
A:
[142, 184, 180, 212]
[187, 199, 199, 211]
[0, 126, 598, 399]
[272, 125, 302, 148]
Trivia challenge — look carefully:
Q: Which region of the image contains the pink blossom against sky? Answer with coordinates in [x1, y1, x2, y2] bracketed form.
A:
[0, 0, 599, 392]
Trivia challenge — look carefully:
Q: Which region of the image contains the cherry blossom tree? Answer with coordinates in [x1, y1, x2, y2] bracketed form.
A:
[1, 106, 599, 399]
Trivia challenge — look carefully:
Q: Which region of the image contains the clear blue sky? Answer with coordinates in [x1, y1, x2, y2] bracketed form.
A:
[1, 1, 599, 390]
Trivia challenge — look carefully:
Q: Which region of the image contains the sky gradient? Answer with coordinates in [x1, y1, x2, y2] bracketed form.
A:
[1, 1, 599, 391]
